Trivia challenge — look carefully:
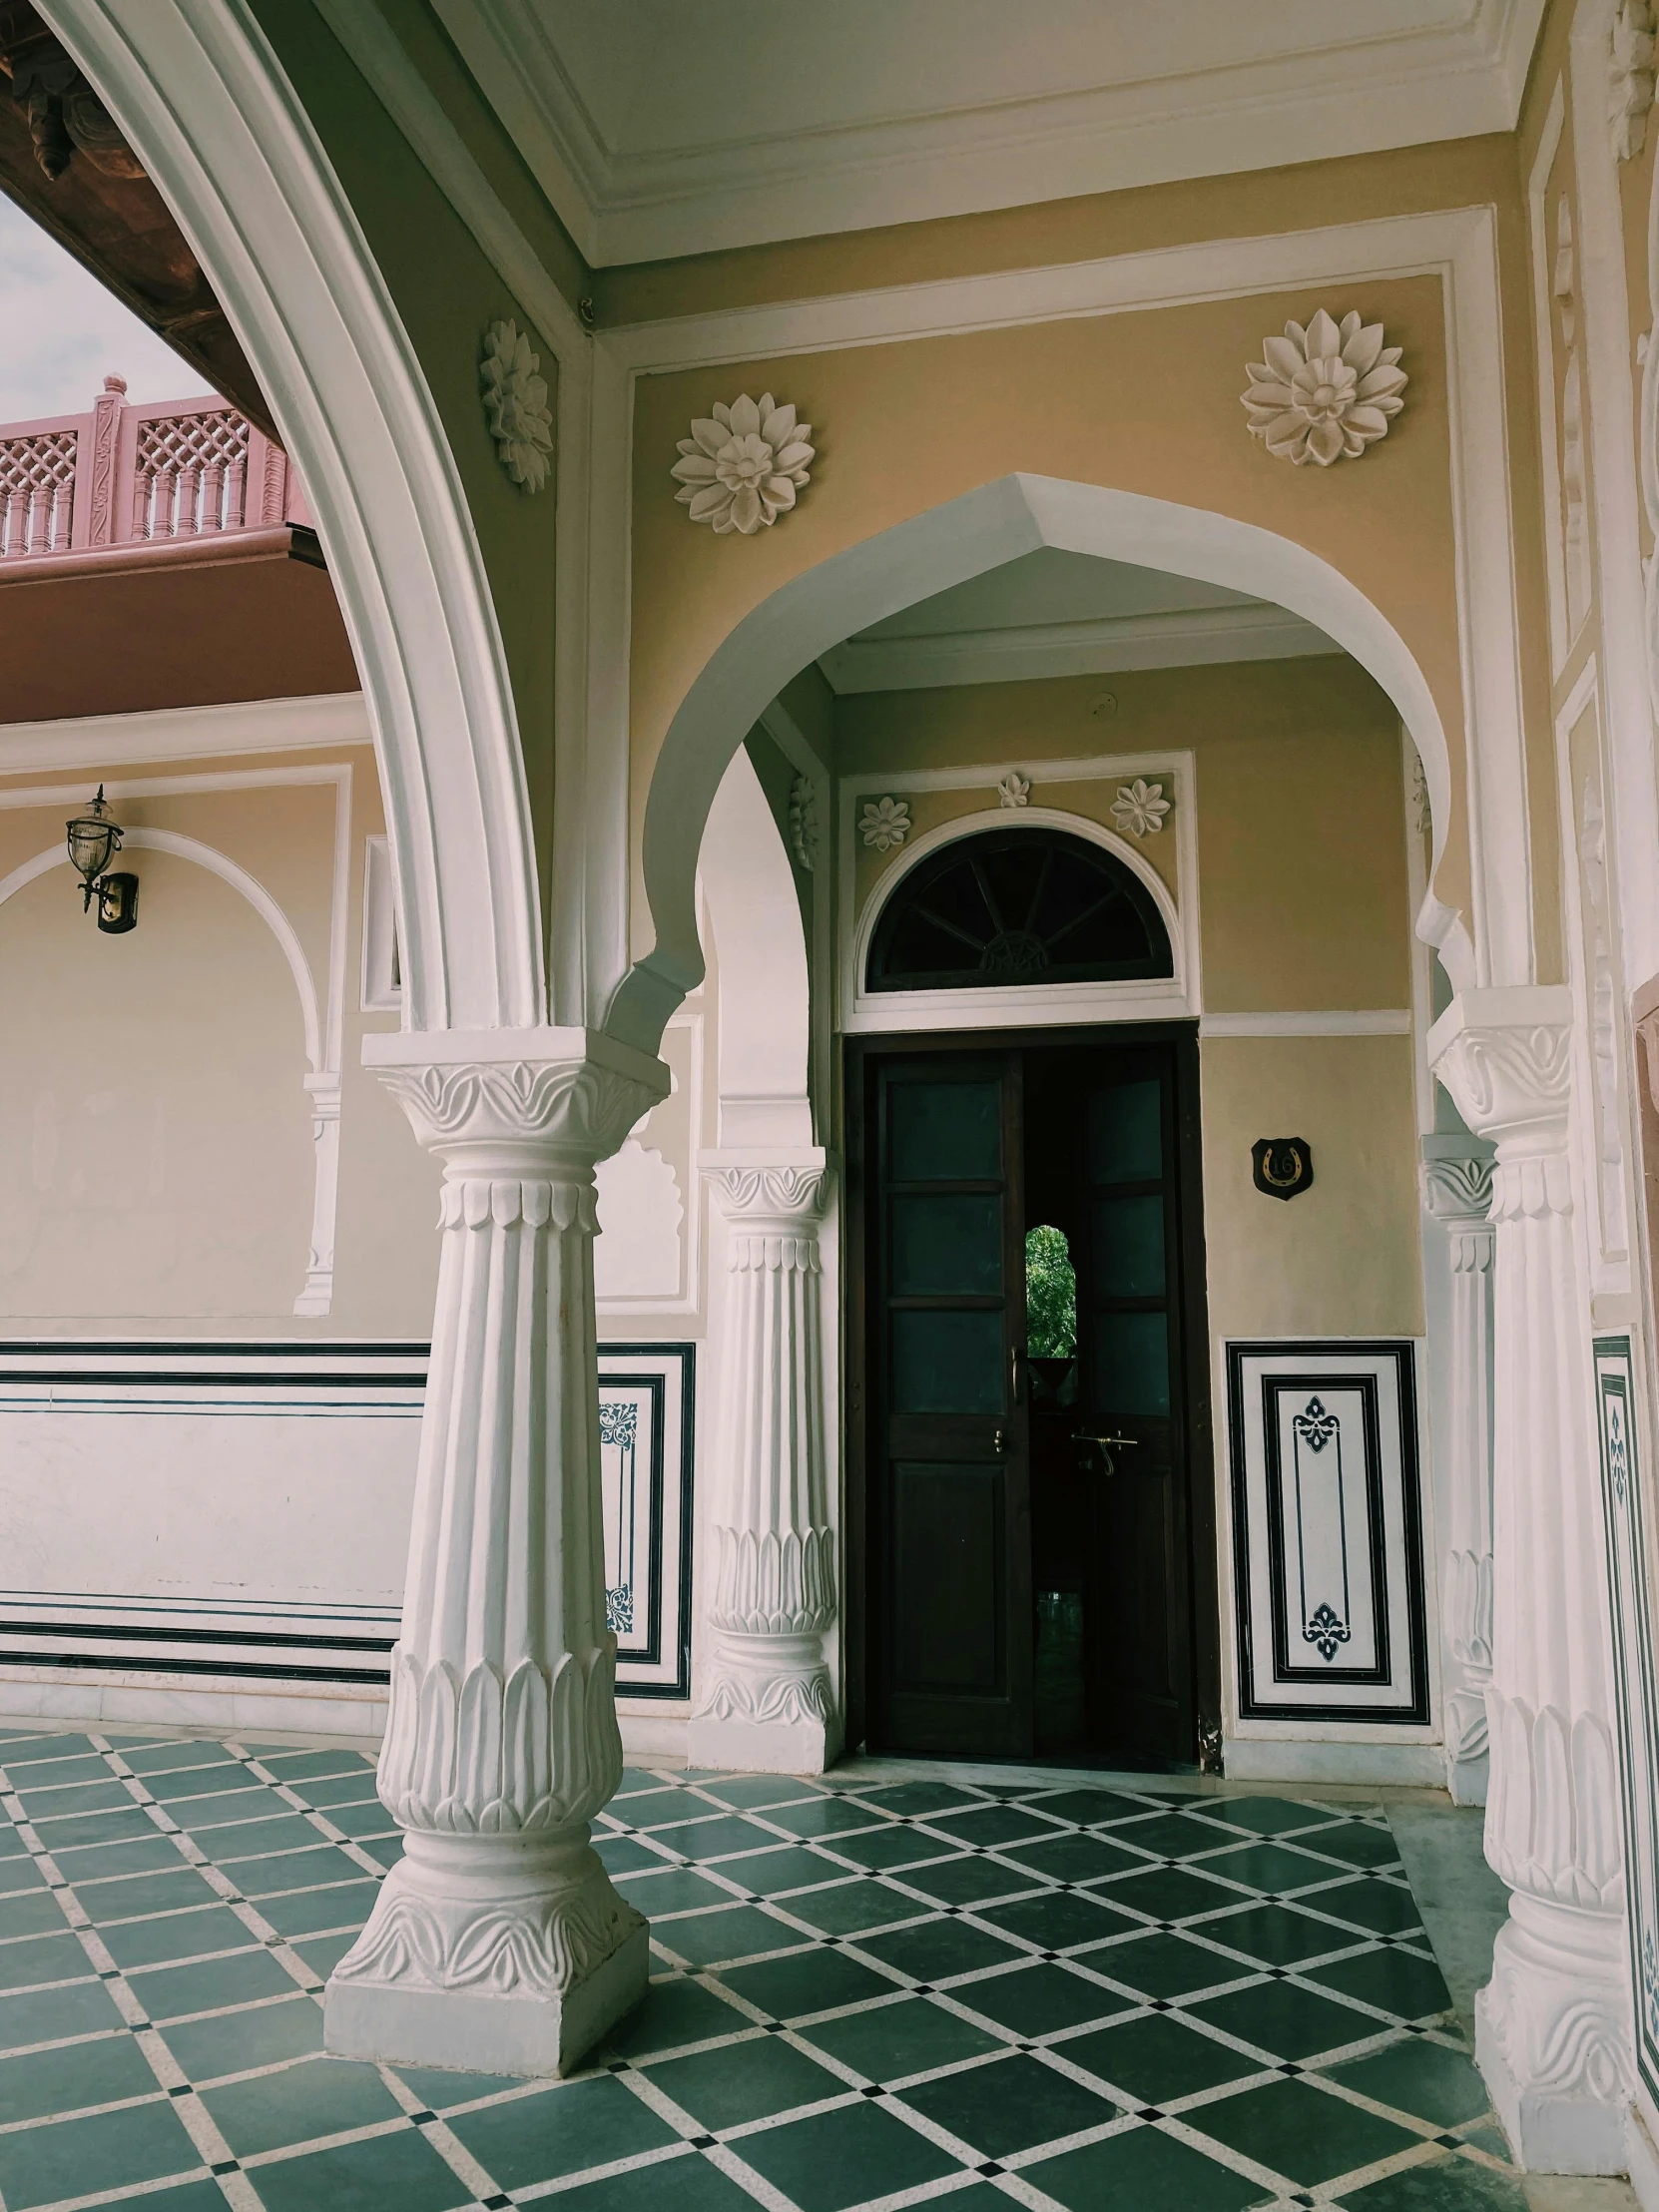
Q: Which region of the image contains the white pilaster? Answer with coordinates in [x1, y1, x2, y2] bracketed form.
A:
[688, 1151, 839, 1775]
[1421, 1138, 1497, 1806]
[292, 1073, 341, 1318]
[324, 1029, 668, 2078]
[1430, 988, 1632, 2173]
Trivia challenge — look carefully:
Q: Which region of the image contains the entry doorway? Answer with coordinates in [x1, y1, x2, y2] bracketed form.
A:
[847, 1027, 1218, 1768]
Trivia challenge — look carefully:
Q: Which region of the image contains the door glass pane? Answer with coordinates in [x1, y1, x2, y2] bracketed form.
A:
[1088, 1078, 1162, 1185]
[892, 1310, 1005, 1412]
[1091, 1310, 1170, 1415]
[1091, 1195, 1167, 1298]
[890, 1081, 1000, 1181]
[891, 1194, 1002, 1295]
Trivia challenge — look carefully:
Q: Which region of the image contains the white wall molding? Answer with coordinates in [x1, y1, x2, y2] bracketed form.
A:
[430, 0, 1544, 267]
[817, 601, 1337, 694]
[1199, 1010, 1414, 1038]
[1570, 0, 1659, 991]
[606, 206, 1519, 1049]
[0, 691, 370, 775]
[42, 0, 545, 1035]
[0, 764, 352, 1318]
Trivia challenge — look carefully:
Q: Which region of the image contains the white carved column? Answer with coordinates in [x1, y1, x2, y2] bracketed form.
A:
[1430, 988, 1632, 2173]
[687, 1152, 839, 1775]
[1421, 1138, 1497, 1807]
[293, 1074, 340, 1318]
[325, 1031, 667, 2078]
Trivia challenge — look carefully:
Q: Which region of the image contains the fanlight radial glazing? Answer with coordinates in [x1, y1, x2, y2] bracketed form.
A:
[866, 827, 1173, 993]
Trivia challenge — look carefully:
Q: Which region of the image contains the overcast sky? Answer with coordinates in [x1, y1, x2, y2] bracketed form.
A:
[0, 194, 214, 423]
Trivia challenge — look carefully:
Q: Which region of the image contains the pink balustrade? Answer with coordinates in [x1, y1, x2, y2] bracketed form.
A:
[0, 376, 307, 561]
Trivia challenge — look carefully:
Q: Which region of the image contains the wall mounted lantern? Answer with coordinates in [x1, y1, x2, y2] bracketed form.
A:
[65, 787, 138, 934]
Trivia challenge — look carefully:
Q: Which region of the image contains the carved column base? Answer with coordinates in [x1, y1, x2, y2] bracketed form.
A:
[1444, 1686, 1490, 1807]
[325, 1829, 647, 2077]
[1475, 1890, 1633, 2174]
[687, 1629, 841, 1775]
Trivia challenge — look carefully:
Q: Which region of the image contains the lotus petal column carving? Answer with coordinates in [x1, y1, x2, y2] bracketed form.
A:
[1420, 1139, 1497, 1806]
[1430, 988, 1632, 2173]
[688, 1153, 839, 1774]
[324, 1031, 668, 2078]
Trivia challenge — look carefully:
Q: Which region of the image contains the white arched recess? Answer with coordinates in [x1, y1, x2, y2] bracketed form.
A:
[687, 751, 840, 1774]
[699, 750, 813, 1146]
[40, 0, 544, 1036]
[609, 473, 1480, 1055]
[0, 834, 337, 1317]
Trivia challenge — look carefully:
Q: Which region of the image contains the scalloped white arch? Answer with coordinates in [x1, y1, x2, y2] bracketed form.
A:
[40, 0, 544, 1036]
[609, 473, 1473, 1053]
[0, 831, 322, 1070]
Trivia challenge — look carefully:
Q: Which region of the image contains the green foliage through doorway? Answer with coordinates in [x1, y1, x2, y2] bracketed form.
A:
[1025, 1224, 1077, 1359]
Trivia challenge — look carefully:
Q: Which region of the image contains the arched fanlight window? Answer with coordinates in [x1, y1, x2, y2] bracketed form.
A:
[866, 826, 1173, 993]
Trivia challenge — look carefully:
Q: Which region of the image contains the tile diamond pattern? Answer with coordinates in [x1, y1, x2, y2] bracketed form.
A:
[0, 1727, 1526, 2210]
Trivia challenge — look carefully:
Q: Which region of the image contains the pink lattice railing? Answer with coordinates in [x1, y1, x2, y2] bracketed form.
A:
[0, 377, 307, 562]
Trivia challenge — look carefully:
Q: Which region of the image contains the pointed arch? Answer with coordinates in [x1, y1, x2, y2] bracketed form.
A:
[609, 473, 1471, 1052]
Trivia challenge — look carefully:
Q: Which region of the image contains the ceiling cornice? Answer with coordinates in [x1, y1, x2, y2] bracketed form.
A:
[818, 603, 1339, 695]
[433, 0, 1547, 268]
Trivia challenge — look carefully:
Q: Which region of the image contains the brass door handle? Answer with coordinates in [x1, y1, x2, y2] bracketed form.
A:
[1070, 1431, 1138, 1476]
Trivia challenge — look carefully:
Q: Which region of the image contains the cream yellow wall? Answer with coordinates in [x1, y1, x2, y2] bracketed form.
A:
[0, 741, 441, 1336]
[629, 274, 1477, 958]
[837, 656, 1411, 1014]
[1200, 1036, 1424, 1338]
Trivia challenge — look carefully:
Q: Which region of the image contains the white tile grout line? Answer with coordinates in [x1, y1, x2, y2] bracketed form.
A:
[0, 1735, 1517, 2212]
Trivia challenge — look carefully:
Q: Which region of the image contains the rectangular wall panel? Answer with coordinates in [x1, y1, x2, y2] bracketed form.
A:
[0, 1340, 694, 1700]
[1227, 1340, 1429, 1724]
[1594, 1335, 1659, 2104]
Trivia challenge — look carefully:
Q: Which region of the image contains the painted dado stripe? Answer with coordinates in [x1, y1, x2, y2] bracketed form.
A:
[0, 1593, 401, 1687]
[0, 1342, 429, 1415]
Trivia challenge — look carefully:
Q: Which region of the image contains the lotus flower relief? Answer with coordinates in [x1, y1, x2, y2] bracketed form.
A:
[479, 318, 554, 492]
[672, 393, 815, 535]
[1241, 309, 1407, 467]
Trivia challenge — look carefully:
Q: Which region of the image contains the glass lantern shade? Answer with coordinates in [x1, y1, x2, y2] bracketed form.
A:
[66, 787, 122, 904]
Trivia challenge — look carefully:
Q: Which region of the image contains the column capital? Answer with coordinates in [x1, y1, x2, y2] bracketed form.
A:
[700, 1147, 833, 1226]
[364, 1028, 668, 1167]
[1420, 1136, 1495, 1224]
[1428, 987, 1572, 1152]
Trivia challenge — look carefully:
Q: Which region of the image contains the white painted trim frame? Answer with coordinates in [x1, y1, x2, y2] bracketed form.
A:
[41, 0, 545, 1036]
[0, 692, 371, 776]
[1528, 78, 1575, 680]
[1200, 1011, 1414, 1038]
[837, 753, 1200, 1036]
[1568, 0, 1659, 990]
[0, 765, 353, 1318]
[599, 204, 1526, 1047]
[1553, 653, 1635, 1298]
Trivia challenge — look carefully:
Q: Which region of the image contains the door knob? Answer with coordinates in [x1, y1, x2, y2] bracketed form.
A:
[993, 1427, 1007, 1456]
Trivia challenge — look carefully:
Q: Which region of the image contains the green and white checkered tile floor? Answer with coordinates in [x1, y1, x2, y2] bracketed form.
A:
[0, 1725, 1538, 2211]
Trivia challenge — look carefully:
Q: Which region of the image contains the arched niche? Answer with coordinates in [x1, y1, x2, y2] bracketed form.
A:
[42, 0, 544, 1036]
[0, 849, 314, 1317]
[609, 474, 1473, 1055]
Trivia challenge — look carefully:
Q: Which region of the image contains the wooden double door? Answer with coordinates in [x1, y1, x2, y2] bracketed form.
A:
[849, 1028, 1217, 1768]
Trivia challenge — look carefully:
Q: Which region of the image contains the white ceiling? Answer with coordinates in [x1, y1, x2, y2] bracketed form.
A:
[432, 0, 1546, 265]
[816, 549, 1340, 695]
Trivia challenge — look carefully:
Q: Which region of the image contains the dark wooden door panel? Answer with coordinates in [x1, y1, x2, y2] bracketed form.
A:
[891, 1460, 1007, 1695]
[867, 1052, 1030, 1758]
